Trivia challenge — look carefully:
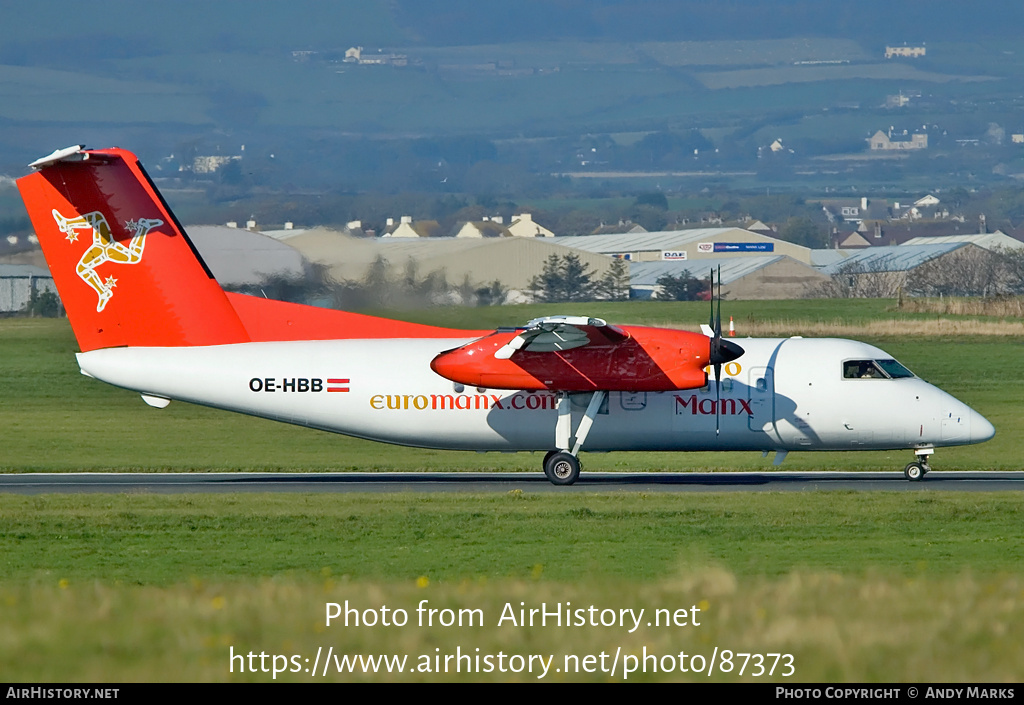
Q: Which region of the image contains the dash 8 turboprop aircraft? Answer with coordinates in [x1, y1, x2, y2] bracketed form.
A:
[18, 146, 994, 484]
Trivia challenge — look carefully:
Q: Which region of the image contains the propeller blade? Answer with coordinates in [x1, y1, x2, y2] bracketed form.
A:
[708, 268, 715, 332]
[714, 361, 722, 435]
[711, 266, 721, 434]
[706, 265, 743, 434]
[715, 265, 722, 337]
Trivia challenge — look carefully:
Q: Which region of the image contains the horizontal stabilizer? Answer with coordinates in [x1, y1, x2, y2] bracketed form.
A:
[28, 145, 89, 170]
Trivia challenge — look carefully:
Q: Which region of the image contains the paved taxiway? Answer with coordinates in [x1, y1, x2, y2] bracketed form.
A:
[1, 471, 1022, 494]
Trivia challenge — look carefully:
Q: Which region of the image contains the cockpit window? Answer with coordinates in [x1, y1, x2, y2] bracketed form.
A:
[843, 359, 915, 380]
[844, 360, 884, 379]
[875, 358, 915, 378]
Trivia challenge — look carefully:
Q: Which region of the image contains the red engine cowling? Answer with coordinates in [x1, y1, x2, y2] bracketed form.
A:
[430, 325, 713, 392]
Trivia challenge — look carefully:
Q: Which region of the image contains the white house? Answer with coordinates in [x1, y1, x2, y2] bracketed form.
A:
[507, 213, 555, 238]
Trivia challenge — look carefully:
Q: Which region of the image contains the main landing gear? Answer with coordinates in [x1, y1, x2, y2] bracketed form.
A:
[544, 451, 580, 485]
[542, 390, 606, 486]
[904, 448, 933, 482]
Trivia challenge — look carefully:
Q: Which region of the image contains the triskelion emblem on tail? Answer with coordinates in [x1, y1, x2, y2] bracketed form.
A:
[51, 209, 163, 311]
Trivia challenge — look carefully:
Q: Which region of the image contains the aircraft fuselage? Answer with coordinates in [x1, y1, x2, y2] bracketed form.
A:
[76, 336, 994, 455]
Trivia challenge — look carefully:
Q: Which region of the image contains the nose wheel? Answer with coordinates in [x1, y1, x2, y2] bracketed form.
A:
[904, 449, 933, 482]
[904, 461, 928, 481]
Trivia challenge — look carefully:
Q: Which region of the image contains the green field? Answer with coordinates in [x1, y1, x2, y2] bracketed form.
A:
[1, 303, 1022, 682]
[2, 493, 1023, 682]
[5, 493, 1022, 583]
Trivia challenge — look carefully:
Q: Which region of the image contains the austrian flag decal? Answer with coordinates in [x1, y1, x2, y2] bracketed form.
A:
[327, 378, 350, 393]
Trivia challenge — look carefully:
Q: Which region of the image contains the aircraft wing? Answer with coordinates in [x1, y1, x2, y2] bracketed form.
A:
[494, 315, 629, 359]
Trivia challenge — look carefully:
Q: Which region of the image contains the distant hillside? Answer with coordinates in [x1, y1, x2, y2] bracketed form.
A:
[392, 0, 1024, 44]
[3, 1, 1023, 66]
[0, 1, 404, 65]
[1, 1, 1023, 191]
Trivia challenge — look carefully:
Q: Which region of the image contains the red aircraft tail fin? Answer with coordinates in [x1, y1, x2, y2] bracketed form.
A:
[17, 146, 250, 352]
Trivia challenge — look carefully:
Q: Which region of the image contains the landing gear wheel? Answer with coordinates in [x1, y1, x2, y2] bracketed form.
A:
[544, 451, 581, 486]
[904, 462, 925, 482]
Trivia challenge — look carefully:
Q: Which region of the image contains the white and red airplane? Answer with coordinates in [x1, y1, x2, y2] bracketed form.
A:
[17, 146, 994, 484]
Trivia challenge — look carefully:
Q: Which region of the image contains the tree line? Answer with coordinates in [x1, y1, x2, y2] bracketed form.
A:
[529, 254, 630, 302]
[813, 246, 1024, 299]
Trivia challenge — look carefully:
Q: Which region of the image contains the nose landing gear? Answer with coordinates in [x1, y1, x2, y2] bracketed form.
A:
[904, 448, 933, 482]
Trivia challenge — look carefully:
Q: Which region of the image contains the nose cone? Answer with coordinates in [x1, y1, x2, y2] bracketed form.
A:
[710, 338, 744, 366]
[971, 409, 996, 444]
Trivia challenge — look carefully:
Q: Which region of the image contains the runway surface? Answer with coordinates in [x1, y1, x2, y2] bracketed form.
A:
[1, 471, 1022, 494]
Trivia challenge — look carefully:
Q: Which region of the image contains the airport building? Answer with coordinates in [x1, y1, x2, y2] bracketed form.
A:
[0, 264, 56, 313]
[630, 256, 828, 300]
[282, 231, 619, 301]
[185, 226, 307, 286]
[553, 227, 813, 264]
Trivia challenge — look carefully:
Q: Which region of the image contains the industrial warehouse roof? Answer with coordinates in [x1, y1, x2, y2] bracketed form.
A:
[553, 227, 812, 263]
[186, 225, 307, 285]
[819, 243, 968, 275]
[629, 255, 828, 300]
[808, 249, 850, 268]
[0, 264, 50, 277]
[554, 228, 749, 253]
[900, 233, 1024, 251]
[629, 256, 785, 287]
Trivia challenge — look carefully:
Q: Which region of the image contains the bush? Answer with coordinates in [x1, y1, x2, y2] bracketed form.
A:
[25, 290, 60, 317]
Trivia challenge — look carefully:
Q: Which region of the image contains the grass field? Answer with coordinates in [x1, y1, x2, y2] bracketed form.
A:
[1, 302, 1022, 682]
[1, 493, 1022, 681]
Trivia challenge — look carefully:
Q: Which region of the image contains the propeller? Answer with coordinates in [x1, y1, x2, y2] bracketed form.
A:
[708, 266, 744, 434]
